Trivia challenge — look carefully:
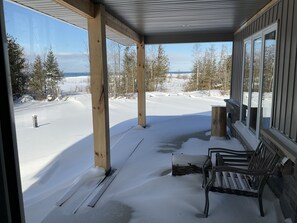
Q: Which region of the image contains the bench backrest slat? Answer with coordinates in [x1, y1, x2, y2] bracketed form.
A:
[247, 142, 279, 189]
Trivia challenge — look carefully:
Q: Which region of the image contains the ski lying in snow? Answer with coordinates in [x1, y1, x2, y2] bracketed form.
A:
[56, 180, 84, 206]
[56, 173, 107, 207]
[128, 138, 144, 158]
[88, 138, 144, 208]
[88, 169, 118, 208]
[72, 169, 116, 214]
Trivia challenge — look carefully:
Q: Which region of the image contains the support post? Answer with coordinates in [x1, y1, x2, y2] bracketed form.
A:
[137, 38, 146, 127]
[87, 5, 110, 171]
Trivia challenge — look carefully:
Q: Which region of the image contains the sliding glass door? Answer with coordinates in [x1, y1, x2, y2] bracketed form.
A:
[249, 37, 262, 133]
[240, 23, 277, 138]
[260, 30, 277, 129]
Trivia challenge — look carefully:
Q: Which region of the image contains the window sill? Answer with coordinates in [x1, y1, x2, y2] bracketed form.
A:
[261, 128, 297, 163]
[233, 121, 260, 150]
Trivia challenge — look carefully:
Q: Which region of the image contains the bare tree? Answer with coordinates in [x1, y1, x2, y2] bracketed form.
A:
[107, 41, 124, 97]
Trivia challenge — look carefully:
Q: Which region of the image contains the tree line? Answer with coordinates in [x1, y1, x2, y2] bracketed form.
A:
[109, 42, 231, 97]
[107, 42, 170, 98]
[7, 35, 63, 100]
[8, 34, 232, 100]
[184, 44, 232, 94]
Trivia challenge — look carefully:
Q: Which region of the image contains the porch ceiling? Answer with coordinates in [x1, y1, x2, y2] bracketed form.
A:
[10, 0, 272, 44]
[93, 0, 272, 43]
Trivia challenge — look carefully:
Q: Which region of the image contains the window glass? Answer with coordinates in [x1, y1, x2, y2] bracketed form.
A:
[261, 31, 276, 129]
[249, 37, 262, 132]
[241, 24, 277, 138]
[241, 41, 251, 125]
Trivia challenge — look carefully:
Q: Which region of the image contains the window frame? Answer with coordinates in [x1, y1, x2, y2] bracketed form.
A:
[240, 23, 278, 139]
[240, 38, 252, 126]
[250, 34, 263, 135]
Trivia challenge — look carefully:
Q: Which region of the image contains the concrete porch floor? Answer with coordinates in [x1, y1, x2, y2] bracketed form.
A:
[41, 114, 284, 223]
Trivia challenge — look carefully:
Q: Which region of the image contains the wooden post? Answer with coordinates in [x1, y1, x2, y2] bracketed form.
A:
[32, 115, 38, 128]
[211, 106, 226, 137]
[137, 39, 146, 127]
[87, 5, 110, 171]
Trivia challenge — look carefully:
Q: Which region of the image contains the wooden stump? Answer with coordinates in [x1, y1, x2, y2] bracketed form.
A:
[211, 106, 226, 137]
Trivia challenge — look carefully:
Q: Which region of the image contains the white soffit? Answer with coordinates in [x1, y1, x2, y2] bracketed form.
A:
[9, 0, 135, 46]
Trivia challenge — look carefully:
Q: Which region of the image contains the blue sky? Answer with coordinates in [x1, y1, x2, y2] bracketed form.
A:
[4, 0, 232, 73]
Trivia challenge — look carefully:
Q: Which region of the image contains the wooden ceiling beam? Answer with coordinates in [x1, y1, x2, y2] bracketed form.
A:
[55, 0, 95, 18]
[55, 0, 141, 44]
[105, 11, 141, 44]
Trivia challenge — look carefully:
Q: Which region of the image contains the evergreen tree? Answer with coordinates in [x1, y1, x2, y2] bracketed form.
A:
[145, 57, 153, 92]
[44, 49, 63, 98]
[145, 45, 169, 91]
[121, 46, 136, 96]
[145, 45, 157, 91]
[29, 55, 46, 100]
[7, 35, 28, 97]
[154, 45, 169, 91]
[203, 45, 217, 94]
[184, 44, 231, 93]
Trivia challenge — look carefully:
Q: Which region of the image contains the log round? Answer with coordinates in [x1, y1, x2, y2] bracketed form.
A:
[211, 106, 226, 137]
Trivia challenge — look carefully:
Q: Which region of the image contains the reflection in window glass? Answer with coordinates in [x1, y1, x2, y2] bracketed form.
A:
[261, 31, 276, 129]
[249, 37, 262, 132]
[241, 42, 251, 125]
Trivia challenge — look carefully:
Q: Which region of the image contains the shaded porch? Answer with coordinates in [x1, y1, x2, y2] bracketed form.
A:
[1, 0, 296, 222]
[37, 113, 283, 222]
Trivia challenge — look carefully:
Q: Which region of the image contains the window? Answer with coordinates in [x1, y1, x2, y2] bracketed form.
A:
[261, 31, 276, 129]
[249, 37, 262, 133]
[240, 24, 277, 138]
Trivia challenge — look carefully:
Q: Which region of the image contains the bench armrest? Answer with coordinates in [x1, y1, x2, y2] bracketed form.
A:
[208, 147, 254, 157]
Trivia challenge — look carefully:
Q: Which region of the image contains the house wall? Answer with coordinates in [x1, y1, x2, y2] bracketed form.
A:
[230, 0, 297, 221]
[231, 0, 297, 142]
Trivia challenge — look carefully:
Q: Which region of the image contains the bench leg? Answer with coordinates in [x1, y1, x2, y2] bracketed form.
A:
[204, 172, 215, 217]
[202, 158, 211, 188]
[258, 179, 268, 217]
[202, 170, 207, 188]
[204, 187, 210, 217]
[258, 193, 264, 217]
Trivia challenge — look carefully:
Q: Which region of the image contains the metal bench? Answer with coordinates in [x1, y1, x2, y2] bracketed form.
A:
[203, 140, 280, 217]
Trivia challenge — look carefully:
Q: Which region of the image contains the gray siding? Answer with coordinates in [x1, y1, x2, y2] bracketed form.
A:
[231, 2, 297, 221]
[231, 0, 297, 143]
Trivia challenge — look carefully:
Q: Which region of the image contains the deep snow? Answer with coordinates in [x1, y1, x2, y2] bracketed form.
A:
[13, 76, 284, 222]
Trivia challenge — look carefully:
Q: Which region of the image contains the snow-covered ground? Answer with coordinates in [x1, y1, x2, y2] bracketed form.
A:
[60, 76, 90, 94]
[14, 76, 283, 222]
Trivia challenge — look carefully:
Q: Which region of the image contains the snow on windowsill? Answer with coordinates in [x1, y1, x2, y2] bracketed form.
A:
[233, 121, 259, 150]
